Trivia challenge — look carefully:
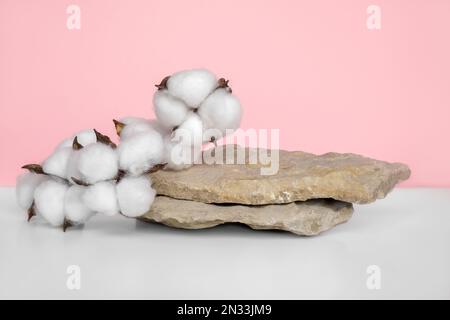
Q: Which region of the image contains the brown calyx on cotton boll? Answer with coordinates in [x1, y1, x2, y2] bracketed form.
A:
[94, 129, 117, 149]
[27, 202, 36, 222]
[145, 163, 167, 174]
[63, 218, 73, 232]
[22, 164, 45, 175]
[217, 78, 232, 93]
[115, 169, 126, 183]
[155, 75, 170, 90]
[71, 177, 90, 187]
[113, 119, 125, 137]
[72, 137, 83, 150]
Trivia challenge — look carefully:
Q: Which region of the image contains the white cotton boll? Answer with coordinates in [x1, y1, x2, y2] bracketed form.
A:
[42, 147, 72, 178]
[172, 112, 203, 146]
[163, 136, 202, 171]
[119, 117, 147, 125]
[64, 185, 94, 224]
[34, 180, 68, 227]
[118, 117, 170, 139]
[16, 173, 49, 210]
[74, 129, 97, 147]
[166, 69, 217, 108]
[118, 129, 164, 176]
[82, 181, 118, 216]
[77, 143, 118, 184]
[119, 119, 155, 140]
[56, 138, 73, 150]
[116, 176, 156, 218]
[153, 90, 189, 129]
[66, 150, 82, 184]
[56, 129, 97, 150]
[198, 88, 242, 139]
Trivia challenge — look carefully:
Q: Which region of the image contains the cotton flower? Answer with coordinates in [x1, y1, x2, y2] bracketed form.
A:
[44, 129, 101, 179]
[63, 130, 118, 185]
[77, 143, 118, 184]
[64, 185, 94, 224]
[116, 176, 156, 218]
[117, 128, 165, 176]
[165, 69, 217, 108]
[16, 172, 49, 210]
[153, 69, 242, 148]
[153, 90, 189, 129]
[172, 112, 203, 146]
[118, 116, 147, 125]
[33, 179, 68, 227]
[198, 88, 242, 141]
[114, 117, 170, 140]
[76, 129, 99, 146]
[82, 181, 118, 216]
[66, 149, 83, 184]
[17, 69, 244, 231]
[42, 147, 72, 178]
[56, 129, 97, 149]
[56, 138, 73, 150]
[115, 118, 155, 140]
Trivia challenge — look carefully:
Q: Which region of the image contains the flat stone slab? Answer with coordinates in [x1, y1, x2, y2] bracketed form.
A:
[140, 196, 353, 236]
[150, 145, 410, 205]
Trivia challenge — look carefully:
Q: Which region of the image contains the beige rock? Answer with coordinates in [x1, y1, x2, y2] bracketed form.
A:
[140, 196, 353, 236]
[151, 145, 410, 205]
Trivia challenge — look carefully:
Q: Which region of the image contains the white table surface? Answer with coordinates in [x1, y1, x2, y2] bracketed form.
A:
[0, 187, 449, 300]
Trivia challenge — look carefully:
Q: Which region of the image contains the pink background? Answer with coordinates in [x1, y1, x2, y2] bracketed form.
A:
[1, 0, 449, 186]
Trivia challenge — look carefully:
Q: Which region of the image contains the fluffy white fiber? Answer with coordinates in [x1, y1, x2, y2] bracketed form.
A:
[82, 181, 118, 216]
[119, 117, 170, 138]
[153, 90, 189, 129]
[77, 143, 118, 184]
[66, 150, 82, 184]
[57, 129, 97, 149]
[64, 185, 94, 224]
[172, 112, 203, 146]
[153, 69, 242, 154]
[119, 117, 147, 125]
[118, 129, 164, 176]
[52, 129, 104, 184]
[116, 176, 156, 218]
[166, 69, 217, 108]
[119, 118, 156, 141]
[57, 138, 73, 150]
[42, 147, 72, 178]
[46, 129, 97, 179]
[74, 129, 97, 147]
[34, 180, 68, 227]
[16, 173, 49, 210]
[198, 88, 242, 137]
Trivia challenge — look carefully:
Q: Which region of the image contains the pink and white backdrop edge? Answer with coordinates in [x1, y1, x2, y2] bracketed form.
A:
[1, 0, 449, 187]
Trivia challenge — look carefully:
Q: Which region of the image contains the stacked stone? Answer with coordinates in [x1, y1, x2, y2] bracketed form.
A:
[141, 145, 410, 236]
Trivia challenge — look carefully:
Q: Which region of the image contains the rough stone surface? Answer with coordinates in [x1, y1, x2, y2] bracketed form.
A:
[150, 145, 411, 205]
[140, 196, 354, 236]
